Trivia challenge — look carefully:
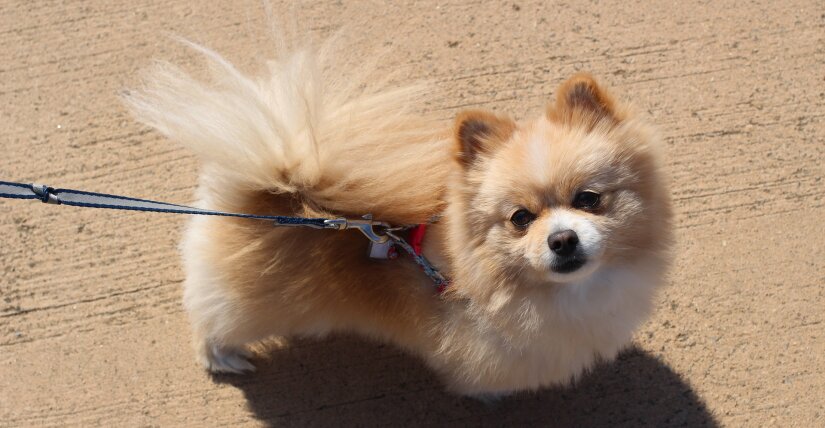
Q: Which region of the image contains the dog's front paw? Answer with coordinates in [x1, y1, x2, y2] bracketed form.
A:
[198, 343, 256, 374]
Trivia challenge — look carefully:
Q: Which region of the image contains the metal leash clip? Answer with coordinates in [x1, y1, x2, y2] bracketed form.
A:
[324, 214, 391, 243]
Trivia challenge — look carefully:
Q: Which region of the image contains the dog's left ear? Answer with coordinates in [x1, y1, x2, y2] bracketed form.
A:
[453, 110, 516, 167]
[548, 73, 625, 126]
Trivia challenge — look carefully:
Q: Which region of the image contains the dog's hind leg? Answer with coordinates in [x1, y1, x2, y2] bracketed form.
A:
[196, 336, 256, 374]
[183, 268, 264, 374]
[179, 217, 286, 374]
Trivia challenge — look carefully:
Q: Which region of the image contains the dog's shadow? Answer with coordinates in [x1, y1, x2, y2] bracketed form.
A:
[216, 336, 717, 427]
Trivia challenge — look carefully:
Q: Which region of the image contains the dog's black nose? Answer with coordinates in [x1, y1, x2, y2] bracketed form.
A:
[548, 230, 579, 257]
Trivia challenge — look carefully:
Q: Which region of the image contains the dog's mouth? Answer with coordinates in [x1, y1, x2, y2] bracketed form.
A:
[550, 256, 587, 274]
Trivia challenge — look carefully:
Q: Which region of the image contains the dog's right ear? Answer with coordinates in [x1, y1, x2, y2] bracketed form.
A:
[453, 110, 516, 167]
[548, 73, 626, 127]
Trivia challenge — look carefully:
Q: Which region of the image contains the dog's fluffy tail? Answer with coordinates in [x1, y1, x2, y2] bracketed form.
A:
[124, 41, 449, 224]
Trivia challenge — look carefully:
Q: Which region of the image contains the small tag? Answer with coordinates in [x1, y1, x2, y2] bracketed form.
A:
[368, 241, 397, 260]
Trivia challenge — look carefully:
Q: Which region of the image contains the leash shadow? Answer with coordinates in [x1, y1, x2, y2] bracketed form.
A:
[214, 336, 718, 427]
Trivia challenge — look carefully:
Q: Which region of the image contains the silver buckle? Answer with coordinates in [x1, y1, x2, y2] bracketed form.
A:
[324, 215, 390, 243]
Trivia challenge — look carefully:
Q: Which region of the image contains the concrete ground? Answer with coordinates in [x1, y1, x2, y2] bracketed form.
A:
[1, 0, 823, 426]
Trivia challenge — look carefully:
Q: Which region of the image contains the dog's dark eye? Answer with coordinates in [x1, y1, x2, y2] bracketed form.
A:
[510, 209, 536, 228]
[572, 191, 601, 210]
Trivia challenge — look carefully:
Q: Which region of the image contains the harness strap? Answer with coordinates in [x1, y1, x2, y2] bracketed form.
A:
[387, 228, 450, 293]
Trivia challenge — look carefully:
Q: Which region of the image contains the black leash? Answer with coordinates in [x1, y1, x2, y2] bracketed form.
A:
[0, 180, 449, 290]
[1, 181, 332, 226]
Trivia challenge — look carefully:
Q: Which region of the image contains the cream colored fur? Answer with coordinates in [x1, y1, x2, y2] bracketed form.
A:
[125, 41, 672, 396]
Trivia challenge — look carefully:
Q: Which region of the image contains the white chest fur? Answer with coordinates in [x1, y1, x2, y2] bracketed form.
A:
[432, 266, 659, 395]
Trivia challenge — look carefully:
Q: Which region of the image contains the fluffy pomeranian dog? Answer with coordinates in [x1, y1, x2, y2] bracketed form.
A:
[125, 41, 672, 396]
